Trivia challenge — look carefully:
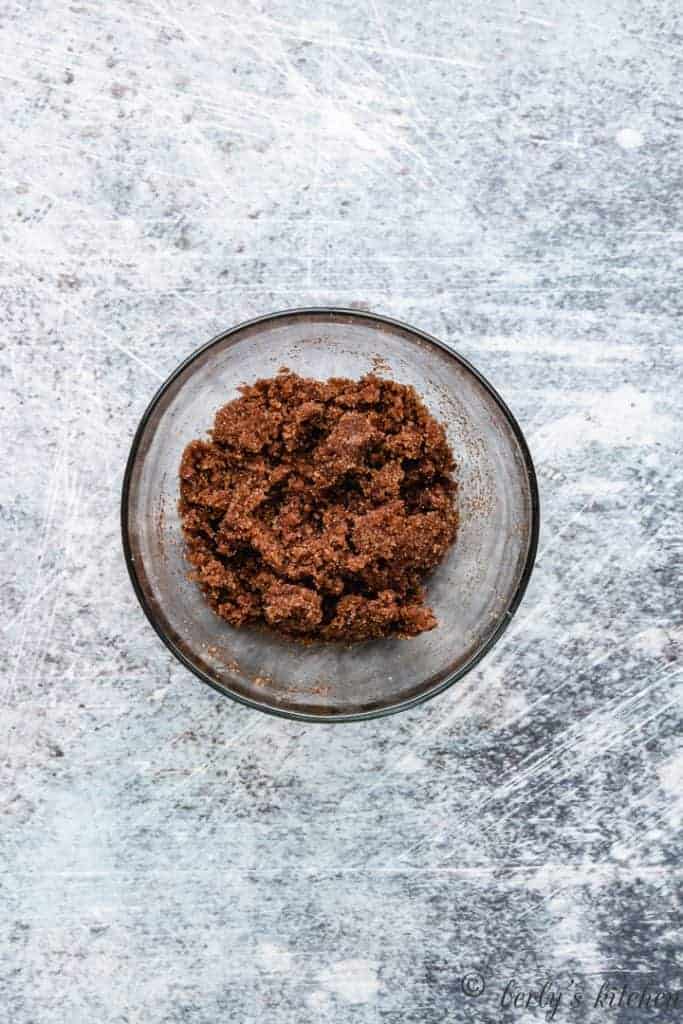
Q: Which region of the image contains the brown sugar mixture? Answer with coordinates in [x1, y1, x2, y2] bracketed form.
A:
[179, 371, 458, 643]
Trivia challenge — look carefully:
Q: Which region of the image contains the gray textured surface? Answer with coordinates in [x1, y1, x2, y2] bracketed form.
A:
[2, 1, 682, 1021]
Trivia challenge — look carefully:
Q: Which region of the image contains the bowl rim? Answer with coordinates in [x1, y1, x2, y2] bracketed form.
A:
[121, 306, 540, 723]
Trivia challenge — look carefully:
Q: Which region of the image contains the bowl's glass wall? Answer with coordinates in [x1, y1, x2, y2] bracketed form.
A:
[125, 311, 536, 718]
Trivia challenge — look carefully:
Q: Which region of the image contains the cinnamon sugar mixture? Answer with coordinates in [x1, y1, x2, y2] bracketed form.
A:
[179, 371, 458, 642]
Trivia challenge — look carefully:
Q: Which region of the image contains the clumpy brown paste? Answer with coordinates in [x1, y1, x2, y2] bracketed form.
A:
[179, 371, 458, 643]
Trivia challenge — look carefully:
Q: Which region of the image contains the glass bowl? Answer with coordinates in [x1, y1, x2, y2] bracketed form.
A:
[121, 308, 539, 722]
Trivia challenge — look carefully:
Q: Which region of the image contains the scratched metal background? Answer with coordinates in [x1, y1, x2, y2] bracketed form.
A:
[1, 1, 681, 1021]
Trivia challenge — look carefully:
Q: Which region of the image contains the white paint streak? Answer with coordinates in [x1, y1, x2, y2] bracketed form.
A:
[256, 942, 294, 973]
[319, 959, 380, 1003]
[615, 127, 644, 150]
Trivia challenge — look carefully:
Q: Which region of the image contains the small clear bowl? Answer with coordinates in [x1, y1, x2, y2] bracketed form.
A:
[121, 308, 539, 722]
